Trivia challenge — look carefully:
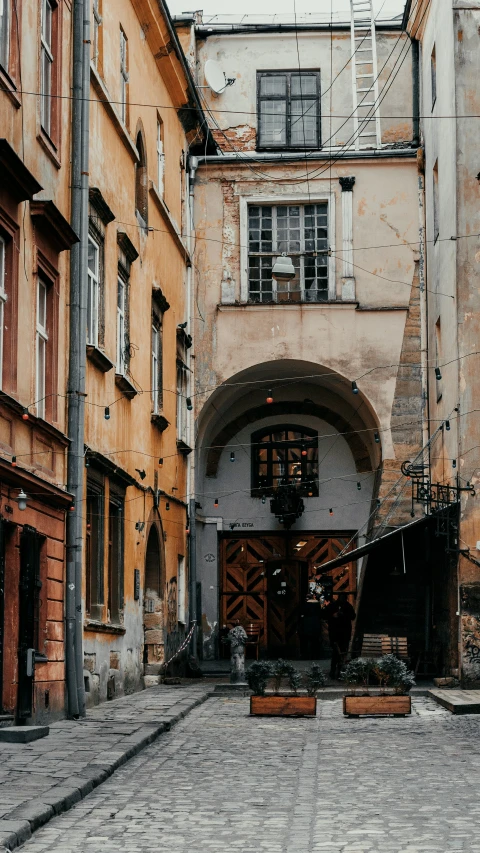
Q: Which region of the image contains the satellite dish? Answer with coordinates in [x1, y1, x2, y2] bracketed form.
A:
[204, 59, 230, 94]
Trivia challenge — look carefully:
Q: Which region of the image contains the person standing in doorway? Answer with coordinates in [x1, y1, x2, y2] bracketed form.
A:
[324, 593, 356, 680]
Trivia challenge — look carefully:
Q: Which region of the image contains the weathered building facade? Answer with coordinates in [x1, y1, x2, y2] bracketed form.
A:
[81, 0, 210, 705]
[178, 11, 434, 663]
[0, 0, 76, 724]
[407, 0, 480, 683]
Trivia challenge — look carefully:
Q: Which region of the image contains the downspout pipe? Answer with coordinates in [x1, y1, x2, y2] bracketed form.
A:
[66, 0, 89, 718]
[187, 155, 198, 655]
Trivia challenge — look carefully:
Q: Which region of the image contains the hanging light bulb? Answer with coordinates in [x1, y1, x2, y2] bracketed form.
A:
[271, 254, 296, 281]
[435, 367, 442, 381]
[11, 456, 17, 467]
[301, 443, 308, 457]
[22, 408, 29, 421]
[165, 501, 170, 510]
[329, 508, 333, 516]
[351, 381, 359, 395]
[261, 494, 266, 504]
[230, 451, 235, 462]
[266, 389, 273, 404]
[357, 482, 361, 490]
[452, 459, 457, 469]
[186, 397, 193, 411]
[69, 504, 75, 512]
[377, 499, 381, 507]
[158, 458, 163, 466]
[374, 432, 380, 444]
[214, 498, 219, 508]
[445, 420, 450, 431]
[104, 407, 110, 420]
[15, 489, 28, 511]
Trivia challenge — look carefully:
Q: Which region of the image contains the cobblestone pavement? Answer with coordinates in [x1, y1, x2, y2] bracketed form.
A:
[0, 684, 209, 850]
[15, 695, 480, 853]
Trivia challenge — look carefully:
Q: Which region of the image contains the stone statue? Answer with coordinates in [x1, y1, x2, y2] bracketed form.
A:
[227, 625, 248, 685]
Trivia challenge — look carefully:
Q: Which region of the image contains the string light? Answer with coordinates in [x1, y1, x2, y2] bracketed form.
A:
[357, 482, 361, 490]
[159, 458, 163, 466]
[214, 498, 219, 508]
[104, 407, 110, 420]
[445, 420, 450, 431]
[230, 452, 235, 462]
[351, 381, 359, 395]
[374, 433, 380, 443]
[186, 397, 193, 411]
[22, 408, 29, 421]
[329, 508, 333, 516]
[301, 443, 308, 457]
[11, 456, 17, 467]
[262, 494, 266, 504]
[266, 389, 274, 404]
[435, 367, 442, 380]
[452, 459, 457, 469]
[165, 502, 170, 510]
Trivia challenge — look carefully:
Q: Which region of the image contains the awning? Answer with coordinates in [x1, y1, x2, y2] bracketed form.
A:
[318, 514, 432, 573]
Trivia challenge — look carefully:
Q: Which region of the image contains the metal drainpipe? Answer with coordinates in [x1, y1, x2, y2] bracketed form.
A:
[187, 156, 198, 654]
[66, 0, 89, 718]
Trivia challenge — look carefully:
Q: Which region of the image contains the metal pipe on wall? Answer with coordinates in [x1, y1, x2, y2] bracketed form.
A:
[66, 0, 89, 718]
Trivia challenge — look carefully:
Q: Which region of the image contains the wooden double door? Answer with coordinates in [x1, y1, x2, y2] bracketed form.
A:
[220, 533, 355, 659]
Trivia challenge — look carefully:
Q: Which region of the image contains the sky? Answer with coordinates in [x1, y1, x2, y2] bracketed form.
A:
[167, 0, 405, 20]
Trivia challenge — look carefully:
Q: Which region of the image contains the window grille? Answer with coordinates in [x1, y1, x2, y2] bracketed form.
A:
[40, 0, 54, 135]
[257, 71, 320, 149]
[252, 426, 319, 496]
[248, 202, 328, 303]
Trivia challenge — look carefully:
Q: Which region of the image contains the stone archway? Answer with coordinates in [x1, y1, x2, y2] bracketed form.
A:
[143, 525, 165, 682]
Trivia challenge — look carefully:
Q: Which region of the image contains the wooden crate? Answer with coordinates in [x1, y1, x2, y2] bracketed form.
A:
[250, 695, 317, 717]
[343, 694, 411, 717]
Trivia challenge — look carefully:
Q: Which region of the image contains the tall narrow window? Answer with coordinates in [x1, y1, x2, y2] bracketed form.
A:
[87, 235, 100, 347]
[92, 0, 102, 69]
[86, 473, 104, 621]
[36, 278, 48, 419]
[433, 161, 439, 243]
[430, 46, 436, 110]
[176, 364, 187, 443]
[135, 132, 148, 225]
[248, 203, 328, 303]
[40, 0, 54, 136]
[116, 274, 126, 374]
[0, 0, 10, 70]
[0, 237, 6, 391]
[120, 28, 128, 125]
[108, 490, 124, 624]
[177, 555, 185, 625]
[151, 320, 163, 414]
[156, 118, 164, 196]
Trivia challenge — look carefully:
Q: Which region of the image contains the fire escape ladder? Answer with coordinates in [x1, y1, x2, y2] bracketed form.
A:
[349, 0, 382, 150]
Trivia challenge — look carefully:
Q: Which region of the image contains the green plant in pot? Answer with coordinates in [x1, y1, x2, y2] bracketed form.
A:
[373, 654, 415, 695]
[341, 657, 373, 694]
[304, 663, 327, 696]
[246, 661, 272, 696]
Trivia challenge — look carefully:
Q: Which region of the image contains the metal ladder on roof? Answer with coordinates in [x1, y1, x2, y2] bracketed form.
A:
[349, 0, 382, 150]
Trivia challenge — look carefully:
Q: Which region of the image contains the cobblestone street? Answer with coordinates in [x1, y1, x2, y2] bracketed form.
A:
[16, 696, 480, 853]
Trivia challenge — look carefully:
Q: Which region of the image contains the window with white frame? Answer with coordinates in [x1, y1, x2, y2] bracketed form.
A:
[0, 0, 10, 70]
[87, 235, 100, 347]
[119, 28, 128, 124]
[40, 0, 54, 136]
[248, 202, 328, 303]
[116, 274, 126, 374]
[176, 364, 187, 443]
[36, 278, 48, 419]
[0, 236, 6, 390]
[177, 555, 185, 624]
[151, 318, 163, 414]
[92, 0, 102, 68]
[156, 118, 164, 196]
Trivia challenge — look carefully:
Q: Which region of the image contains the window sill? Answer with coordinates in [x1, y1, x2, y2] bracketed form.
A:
[177, 439, 192, 456]
[84, 620, 126, 635]
[37, 129, 61, 169]
[90, 62, 139, 163]
[87, 345, 115, 373]
[218, 300, 352, 310]
[115, 373, 138, 399]
[151, 413, 170, 432]
[0, 66, 21, 108]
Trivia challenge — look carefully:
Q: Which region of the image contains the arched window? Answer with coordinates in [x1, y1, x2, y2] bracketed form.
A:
[251, 425, 318, 496]
[135, 131, 148, 225]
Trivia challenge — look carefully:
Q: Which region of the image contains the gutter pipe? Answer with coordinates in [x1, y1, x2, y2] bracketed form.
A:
[66, 0, 89, 718]
[187, 155, 198, 655]
[195, 148, 418, 166]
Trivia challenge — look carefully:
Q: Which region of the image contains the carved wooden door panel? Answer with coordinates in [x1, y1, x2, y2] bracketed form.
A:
[266, 559, 307, 658]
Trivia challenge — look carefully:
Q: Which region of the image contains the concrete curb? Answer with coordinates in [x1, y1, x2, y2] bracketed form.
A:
[0, 691, 211, 852]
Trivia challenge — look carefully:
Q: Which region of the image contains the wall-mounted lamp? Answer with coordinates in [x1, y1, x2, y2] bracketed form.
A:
[16, 489, 28, 511]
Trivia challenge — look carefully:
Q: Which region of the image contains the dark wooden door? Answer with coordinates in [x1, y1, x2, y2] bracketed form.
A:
[266, 559, 307, 658]
[18, 526, 41, 720]
[0, 521, 5, 713]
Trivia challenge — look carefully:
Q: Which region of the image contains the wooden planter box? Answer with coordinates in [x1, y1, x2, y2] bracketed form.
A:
[250, 695, 317, 717]
[343, 694, 411, 717]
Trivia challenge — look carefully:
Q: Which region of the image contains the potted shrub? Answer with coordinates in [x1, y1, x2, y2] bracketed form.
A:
[248, 660, 323, 716]
[342, 654, 415, 717]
